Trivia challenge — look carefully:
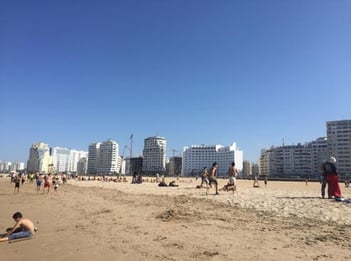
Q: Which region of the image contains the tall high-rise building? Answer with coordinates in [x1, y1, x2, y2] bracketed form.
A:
[182, 143, 243, 177]
[27, 142, 53, 173]
[87, 140, 120, 175]
[51, 147, 71, 173]
[242, 160, 253, 177]
[97, 139, 119, 174]
[87, 142, 100, 175]
[310, 137, 328, 175]
[327, 120, 351, 177]
[77, 157, 88, 175]
[127, 156, 143, 176]
[142, 136, 166, 174]
[168, 156, 182, 176]
[70, 149, 88, 173]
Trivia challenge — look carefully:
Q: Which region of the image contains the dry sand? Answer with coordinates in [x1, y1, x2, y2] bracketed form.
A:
[0, 176, 351, 261]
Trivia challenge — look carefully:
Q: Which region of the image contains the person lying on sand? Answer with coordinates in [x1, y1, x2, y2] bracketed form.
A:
[219, 178, 236, 194]
[0, 212, 35, 242]
[169, 181, 179, 187]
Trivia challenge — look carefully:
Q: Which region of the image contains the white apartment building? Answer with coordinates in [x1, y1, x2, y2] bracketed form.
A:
[70, 149, 88, 173]
[327, 120, 351, 177]
[0, 161, 25, 173]
[259, 137, 328, 178]
[142, 136, 166, 174]
[27, 142, 53, 173]
[242, 160, 253, 177]
[97, 139, 119, 174]
[182, 143, 243, 177]
[51, 147, 71, 173]
[0, 161, 12, 173]
[51, 147, 88, 174]
[310, 137, 328, 174]
[87, 140, 120, 175]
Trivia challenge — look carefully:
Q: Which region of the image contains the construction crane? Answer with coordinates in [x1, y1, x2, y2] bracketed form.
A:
[171, 149, 180, 157]
[119, 145, 129, 174]
[121, 145, 128, 159]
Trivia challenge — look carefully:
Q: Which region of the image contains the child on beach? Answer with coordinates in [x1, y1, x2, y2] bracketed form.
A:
[0, 212, 35, 242]
[53, 177, 60, 192]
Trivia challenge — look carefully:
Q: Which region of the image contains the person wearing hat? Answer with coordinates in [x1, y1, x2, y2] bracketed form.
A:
[322, 156, 342, 199]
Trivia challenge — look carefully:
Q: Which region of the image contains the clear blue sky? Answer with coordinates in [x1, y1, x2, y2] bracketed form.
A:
[1, 0, 350, 164]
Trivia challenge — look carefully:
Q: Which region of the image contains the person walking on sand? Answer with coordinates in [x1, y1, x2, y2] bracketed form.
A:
[227, 162, 239, 193]
[43, 174, 51, 193]
[21, 174, 25, 186]
[14, 175, 20, 194]
[200, 167, 209, 188]
[36, 173, 42, 193]
[322, 156, 342, 199]
[207, 162, 219, 195]
[0, 212, 35, 242]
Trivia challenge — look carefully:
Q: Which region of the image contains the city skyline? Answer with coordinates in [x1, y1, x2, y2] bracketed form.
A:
[1, 1, 350, 164]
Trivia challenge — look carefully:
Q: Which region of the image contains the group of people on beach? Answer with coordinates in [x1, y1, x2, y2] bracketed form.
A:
[9, 172, 67, 194]
[196, 156, 344, 199]
[198, 162, 239, 195]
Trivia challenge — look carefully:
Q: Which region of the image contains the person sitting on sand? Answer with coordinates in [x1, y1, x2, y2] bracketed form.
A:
[219, 178, 236, 193]
[131, 172, 138, 184]
[158, 176, 168, 187]
[136, 175, 143, 184]
[0, 212, 35, 242]
[253, 176, 260, 188]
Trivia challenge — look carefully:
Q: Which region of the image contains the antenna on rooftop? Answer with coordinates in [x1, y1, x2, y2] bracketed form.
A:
[129, 134, 133, 159]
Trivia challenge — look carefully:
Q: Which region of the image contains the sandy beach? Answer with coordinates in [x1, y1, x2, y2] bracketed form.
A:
[1, 176, 351, 261]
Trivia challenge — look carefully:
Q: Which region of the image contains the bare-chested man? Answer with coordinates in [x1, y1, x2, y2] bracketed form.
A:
[0, 212, 35, 242]
[207, 162, 219, 195]
[228, 162, 239, 192]
[43, 174, 51, 193]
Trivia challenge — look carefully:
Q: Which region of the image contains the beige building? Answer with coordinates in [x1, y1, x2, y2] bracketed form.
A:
[27, 142, 53, 173]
